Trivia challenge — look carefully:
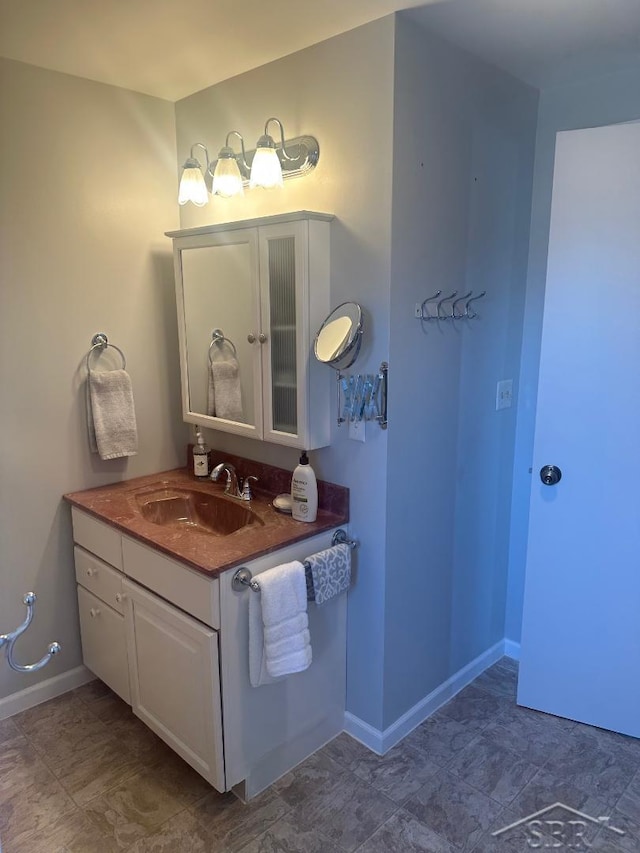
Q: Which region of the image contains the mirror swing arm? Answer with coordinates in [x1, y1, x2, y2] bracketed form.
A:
[313, 302, 388, 429]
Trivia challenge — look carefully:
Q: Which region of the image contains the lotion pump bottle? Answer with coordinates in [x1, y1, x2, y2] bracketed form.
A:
[291, 451, 318, 522]
[193, 427, 209, 478]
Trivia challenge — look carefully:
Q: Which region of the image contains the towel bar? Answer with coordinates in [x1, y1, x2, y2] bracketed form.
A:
[1, 592, 61, 673]
[231, 529, 357, 593]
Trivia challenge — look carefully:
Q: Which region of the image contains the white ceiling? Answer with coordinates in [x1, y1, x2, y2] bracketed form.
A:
[0, 0, 436, 101]
[1, 0, 638, 100]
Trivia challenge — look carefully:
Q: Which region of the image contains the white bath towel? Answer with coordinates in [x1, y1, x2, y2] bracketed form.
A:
[207, 355, 243, 421]
[87, 369, 138, 460]
[248, 561, 312, 687]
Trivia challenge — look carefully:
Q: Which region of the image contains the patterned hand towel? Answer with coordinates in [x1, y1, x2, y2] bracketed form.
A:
[306, 543, 351, 605]
[87, 369, 138, 460]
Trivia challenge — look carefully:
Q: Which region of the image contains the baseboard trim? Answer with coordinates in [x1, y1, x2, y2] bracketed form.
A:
[345, 639, 508, 754]
[504, 639, 521, 660]
[0, 666, 94, 720]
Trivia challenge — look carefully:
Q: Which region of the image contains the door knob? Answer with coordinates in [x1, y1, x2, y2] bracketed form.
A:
[540, 465, 562, 486]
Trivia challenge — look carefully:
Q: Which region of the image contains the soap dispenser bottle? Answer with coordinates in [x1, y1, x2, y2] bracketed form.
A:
[193, 426, 210, 478]
[291, 451, 318, 522]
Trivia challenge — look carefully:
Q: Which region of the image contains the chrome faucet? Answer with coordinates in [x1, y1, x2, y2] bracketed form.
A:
[210, 462, 242, 498]
[210, 463, 258, 501]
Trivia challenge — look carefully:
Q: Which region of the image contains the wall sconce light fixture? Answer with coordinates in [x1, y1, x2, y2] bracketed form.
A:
[178, 117, 319, 204]
[177, 143, 210, 207]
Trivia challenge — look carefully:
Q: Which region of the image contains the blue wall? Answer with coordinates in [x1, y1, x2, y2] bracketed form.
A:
[385, 17, 537, 728]
[506, 66, 640, 643]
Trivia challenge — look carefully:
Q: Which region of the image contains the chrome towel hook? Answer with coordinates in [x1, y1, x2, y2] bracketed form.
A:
[1, 592, 61, 673]
[465, 291, 486, 318]
[419, 290, 441, 320]
[452, 291, 473, 319]
[437, 291, 458, 320]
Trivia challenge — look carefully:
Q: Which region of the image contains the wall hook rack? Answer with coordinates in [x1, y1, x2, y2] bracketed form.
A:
[416, 290, 486, 322]
[1, 592, 61, 673]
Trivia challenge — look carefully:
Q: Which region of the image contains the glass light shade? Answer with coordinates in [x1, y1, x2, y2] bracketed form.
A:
[212, 149, 244, 197]
[178, 163, 208, 206]
[250, 145, 283, 189]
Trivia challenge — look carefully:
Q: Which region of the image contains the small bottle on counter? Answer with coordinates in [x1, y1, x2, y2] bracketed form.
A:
[291, 451, 318, 522]
[193, 426, 210, 478]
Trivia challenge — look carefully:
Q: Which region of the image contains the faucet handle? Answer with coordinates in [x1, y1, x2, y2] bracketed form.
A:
[240, 476, 258, 501]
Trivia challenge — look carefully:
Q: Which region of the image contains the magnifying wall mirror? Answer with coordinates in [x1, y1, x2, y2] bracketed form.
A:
[313, 302, 363, 370]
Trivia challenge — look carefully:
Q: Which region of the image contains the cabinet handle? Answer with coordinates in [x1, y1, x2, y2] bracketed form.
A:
[86, 567, 97, 577]
[258, 333, 267, 344]
[247, 333, 256, 344]
[89, 607, 101, 618]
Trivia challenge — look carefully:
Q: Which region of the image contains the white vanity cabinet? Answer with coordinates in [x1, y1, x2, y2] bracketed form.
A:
[167, 211, 332, 450]
[70, 507, 347, 799]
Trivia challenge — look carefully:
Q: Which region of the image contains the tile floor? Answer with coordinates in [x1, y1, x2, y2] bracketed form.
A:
[1, 658, 639, 852]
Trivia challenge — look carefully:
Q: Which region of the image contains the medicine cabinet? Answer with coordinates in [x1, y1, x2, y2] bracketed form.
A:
[167, 211, 333, 449]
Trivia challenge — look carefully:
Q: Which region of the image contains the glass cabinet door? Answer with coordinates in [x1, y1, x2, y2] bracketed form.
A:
[259, 221, 306, 446]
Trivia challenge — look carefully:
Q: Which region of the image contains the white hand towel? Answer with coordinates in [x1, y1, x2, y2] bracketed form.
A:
[265, 628, 311, 663]
[248, 561, 312, 687]
[87, 369, 138, 460]
[208, 355, 243, 421]
[249, 594, 278, 687]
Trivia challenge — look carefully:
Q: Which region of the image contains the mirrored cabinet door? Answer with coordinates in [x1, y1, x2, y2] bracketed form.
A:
[176, 230, 262, 439]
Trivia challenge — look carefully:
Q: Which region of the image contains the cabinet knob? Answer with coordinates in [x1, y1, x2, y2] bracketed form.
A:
[86, 567, 97, 577]
[247, 333, 256, 344]
[258, 333, 267, 344]
[115, 593, 124, 603]
[89, 607, 101, 618]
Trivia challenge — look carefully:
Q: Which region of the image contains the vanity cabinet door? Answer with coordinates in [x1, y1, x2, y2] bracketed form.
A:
[123, 579, 225, 791]
[77, 586, 131, 704]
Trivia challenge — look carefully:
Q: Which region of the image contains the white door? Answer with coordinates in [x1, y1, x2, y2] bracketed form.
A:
[518, 122, 640, 737]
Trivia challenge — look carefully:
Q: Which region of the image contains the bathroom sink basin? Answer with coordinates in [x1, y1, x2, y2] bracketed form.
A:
[133, 486, 263, 536]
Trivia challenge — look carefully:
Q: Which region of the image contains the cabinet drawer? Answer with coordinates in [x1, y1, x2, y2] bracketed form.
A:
[75, 546, 124, 614]
[71, 508, 123, 570]
[77, 586, 130, 704]
[122, 537, 219, 629]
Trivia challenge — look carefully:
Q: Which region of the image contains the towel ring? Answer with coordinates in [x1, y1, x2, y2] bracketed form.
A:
[85, 333, 126, 371]
[209, 328, 237, 362]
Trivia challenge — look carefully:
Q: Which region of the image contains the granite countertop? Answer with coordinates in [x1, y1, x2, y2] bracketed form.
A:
[64, 465, 349, 578]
